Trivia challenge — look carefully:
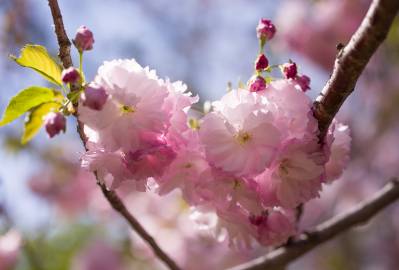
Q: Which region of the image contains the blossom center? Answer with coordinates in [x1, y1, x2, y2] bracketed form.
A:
[183, 163, 193, 169]
[235, 131, 252, 145]
[121, 104, 135, 114]
[278, 159, 290, 176]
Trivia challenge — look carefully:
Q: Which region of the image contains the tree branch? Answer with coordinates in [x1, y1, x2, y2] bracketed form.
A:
[97, 181, 181, 270]
[313, 0, 399, 139]
[229, 179, 399, 270]
[47, 0, 73, 69]
[229, 0, 399, 269]
[47, 1, 181, 269]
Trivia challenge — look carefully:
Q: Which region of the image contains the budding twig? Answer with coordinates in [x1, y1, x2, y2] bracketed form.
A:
[47, 1, 181, 269]
[229, 179, 399, 270]
[313, 0, 399, 140]
[230, 0, 399, 269]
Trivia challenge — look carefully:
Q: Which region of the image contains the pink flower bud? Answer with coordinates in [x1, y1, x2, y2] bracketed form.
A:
[44, 112, 66, 138]
[256, 19, 276, 41]
[81, 83, 108, 111]
[249, 214, 266, 226]
[248, 75, 266, 92]
[295, 75, 311, 92]
[61, 67, 80, 84]
[73, 26, 94, 52]
[282, 62, 297, 79]
[255, 54, 269, 70]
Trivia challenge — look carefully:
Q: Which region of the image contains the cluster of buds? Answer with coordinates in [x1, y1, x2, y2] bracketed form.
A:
[46, 26, 95, 139]
[248, 19, 311, 93]
[248, 19, 277, 92]
[281, 62, 311, 92]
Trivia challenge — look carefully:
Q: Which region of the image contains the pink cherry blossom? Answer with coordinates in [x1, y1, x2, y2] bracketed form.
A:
[78, 59, 169, 151]
[199, 89, 281, 176]
[261, 79, 317, 140]
[157, 149, 209, 203]
[256, 138, 325, 208]
[253, 207, 296, 246]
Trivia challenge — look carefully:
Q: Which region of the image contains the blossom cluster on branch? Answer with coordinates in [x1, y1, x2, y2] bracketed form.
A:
[77, 20, 351, 248]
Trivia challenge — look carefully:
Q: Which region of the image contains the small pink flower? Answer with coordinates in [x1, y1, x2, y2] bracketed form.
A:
[282, 62, 297, 79]
[261, 79, 316, 140]
[78, 59, 169, 151]
[157, 149, 209, 202]
[61, 67, 80, 84]
[81, 83, 108, 111]
[294, 75, 311, 92]
[256, 19, 276, 41]
[255, 208, 296, 246]
[199, 90, 281, 176]
[122, 133, 176, 181]
[256, 139, 325, 208]
[73, 25, 94, 51]
[248, 75, 266, 92]
[255, 54, 269, 70]
[44, 112, 66, 138]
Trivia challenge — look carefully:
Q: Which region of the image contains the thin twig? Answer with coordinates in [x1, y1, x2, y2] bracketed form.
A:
[47, 0, 73, 69]
[313, 0, 399, 139]
[47, 1, 181, 269]
[229, 179, 399, 270]
[98, 181, 181, 270]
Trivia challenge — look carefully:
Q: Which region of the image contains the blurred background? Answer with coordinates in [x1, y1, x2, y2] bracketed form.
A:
[0, 0, 399, 269]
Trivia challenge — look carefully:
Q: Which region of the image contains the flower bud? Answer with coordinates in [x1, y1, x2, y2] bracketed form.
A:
[256, 19, 276, 41]
[61, 67, 80, 84]
[81, 83, 108, 111]
[282, 62, 297, 79]
[248, 75, 266, 92]
[295, 75, 311, 92]
[255, 54, 269, 71]
[44, 112, 66, 138]
[73, 26, 94, 52]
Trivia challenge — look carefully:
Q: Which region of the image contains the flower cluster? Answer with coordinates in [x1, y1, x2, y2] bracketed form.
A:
[78, 19, 351, 248]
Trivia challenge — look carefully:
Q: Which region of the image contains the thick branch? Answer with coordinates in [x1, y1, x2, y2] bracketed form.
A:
[229, 179, 399, 270]
[47, 1, 181, 269]
[313, 0, 399, 139]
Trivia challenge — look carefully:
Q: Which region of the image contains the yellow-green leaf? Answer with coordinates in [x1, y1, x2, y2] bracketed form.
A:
[11, 44, 62, 86]
[21, 102, 61, 144]
[0, 86, 60, 126]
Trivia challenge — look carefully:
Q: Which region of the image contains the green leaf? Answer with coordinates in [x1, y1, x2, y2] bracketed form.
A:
[21, 102, 61, 144]
[0, 86, 60, 126]
[11, 44, 63, 86]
